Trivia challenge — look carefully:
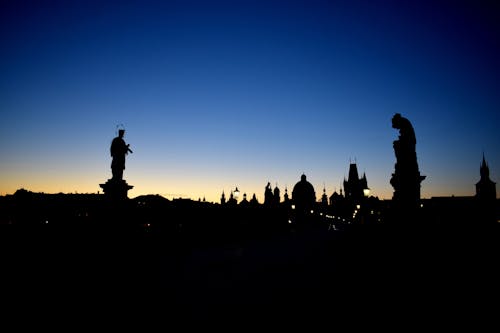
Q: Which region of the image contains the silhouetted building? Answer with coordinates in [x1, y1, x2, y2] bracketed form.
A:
[321, 186, 328, 206]
[273, 184, 281, 205]
[476, 154, 496, 201]
[329, 189, 343, 207]
[292, 174, 316, 223]
[327, 189, 347, 223]
[240, 193, 249, 207]
[220, 191, 226, 205]
[343, 163, 369, 204]
[227, 191, 237, 206]
[249, 193, 259, 207]
[283, 187, 290, 205]
[475, 154, 497, 224]
[264, 182, 274, 206]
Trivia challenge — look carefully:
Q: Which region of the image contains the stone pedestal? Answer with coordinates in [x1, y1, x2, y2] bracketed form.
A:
[100, 179, 133, 200]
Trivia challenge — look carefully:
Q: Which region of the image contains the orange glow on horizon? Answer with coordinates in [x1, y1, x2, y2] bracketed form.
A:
[1, 177, 482, 203]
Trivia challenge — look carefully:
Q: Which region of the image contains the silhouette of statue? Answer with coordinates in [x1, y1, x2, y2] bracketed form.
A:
[111, 129, 133, 180]
[100, 128, 133, 200]
[390, 113, 425, 217]
[264, 182, 274, 206]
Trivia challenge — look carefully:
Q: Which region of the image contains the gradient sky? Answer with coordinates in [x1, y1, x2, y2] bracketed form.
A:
[1, 0, 499, 202]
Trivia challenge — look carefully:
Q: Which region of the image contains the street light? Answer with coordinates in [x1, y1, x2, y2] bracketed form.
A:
[234, 187, 240, 200]
[363, 188, 370, 197]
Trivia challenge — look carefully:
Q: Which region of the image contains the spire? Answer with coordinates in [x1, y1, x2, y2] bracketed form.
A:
[321, 185, 328, 204]
[476, 153, 497, 205]
[283, 186, 289, 202]
[480, 153, 490, 179]
[361, 172, 368, 189]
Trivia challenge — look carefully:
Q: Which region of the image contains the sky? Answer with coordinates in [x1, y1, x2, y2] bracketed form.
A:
[1, 0, 499, 202]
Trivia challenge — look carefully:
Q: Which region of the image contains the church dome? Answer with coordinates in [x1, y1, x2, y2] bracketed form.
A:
[292, 174, 316, 209]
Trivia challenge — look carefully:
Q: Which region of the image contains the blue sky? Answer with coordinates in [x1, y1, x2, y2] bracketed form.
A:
[1, 0, 499, 202]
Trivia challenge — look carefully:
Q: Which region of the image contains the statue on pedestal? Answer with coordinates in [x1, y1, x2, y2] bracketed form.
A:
[390, 113, 425, 216]
[100, 128, 134, 200]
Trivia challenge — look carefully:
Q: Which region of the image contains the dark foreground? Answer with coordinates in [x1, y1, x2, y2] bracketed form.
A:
[2, 220, 499, 329]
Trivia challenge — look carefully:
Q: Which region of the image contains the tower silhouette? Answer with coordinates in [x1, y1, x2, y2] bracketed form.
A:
[475, 154, 497, 223]
[476, 154, 496, 201]
[343, 162, 369, 205]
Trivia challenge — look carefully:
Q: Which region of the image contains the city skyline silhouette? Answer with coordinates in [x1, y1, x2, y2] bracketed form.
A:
[1, 1, 499, 327]
[1, 103, 498, 330]
[2, 111, 496, 228]
[2, 130, 498, 328]
[1, 1, 499, 202]
[1, 113, 497, 204]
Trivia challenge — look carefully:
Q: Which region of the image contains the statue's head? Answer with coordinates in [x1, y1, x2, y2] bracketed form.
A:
[392, 113, 402, 129]
[118, 129, 125, 137]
